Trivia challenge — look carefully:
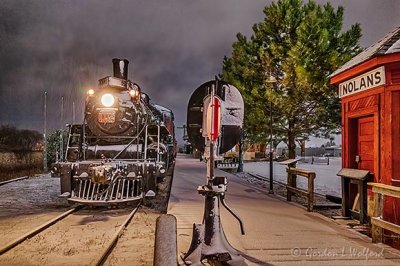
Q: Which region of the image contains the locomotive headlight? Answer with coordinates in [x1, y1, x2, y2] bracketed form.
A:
[87, 89, 95, 96]
[129, 84, 141, 103]
[129, 89, 140, 98]
[101, 93, 115, 107]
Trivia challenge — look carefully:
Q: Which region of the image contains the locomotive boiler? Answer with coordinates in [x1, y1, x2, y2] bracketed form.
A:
[57, 58, 176, 205]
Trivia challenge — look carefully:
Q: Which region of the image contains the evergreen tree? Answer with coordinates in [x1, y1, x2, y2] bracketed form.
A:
[46, 129, 68, 166]
[222, 0, 362, 158]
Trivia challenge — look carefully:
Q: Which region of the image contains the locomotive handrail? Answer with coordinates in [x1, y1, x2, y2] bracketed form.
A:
[144, 124, 162, 163]
[144, 125, 149, 159]
[113, 138, 137, 159]
[86, 135, 138, 139]
[157, 124, 160, 163]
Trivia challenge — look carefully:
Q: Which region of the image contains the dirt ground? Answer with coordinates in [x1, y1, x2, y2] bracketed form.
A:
[0, 165, 357, 265]
[0, 174, 172, 266]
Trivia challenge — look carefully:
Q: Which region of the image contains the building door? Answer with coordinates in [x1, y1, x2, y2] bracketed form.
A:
[347, 115, 376, 217]
[357, 116, 375, 174]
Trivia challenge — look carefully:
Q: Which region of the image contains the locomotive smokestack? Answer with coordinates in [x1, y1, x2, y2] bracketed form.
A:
[112, 58, 129, 80]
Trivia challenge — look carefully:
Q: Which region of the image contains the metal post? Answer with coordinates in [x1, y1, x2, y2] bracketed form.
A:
[60, 96, 64, 162]
[237, 130, 244, 172]
[177, 125, 188, 141]
[157, 125, 160, 162]
[43, 91, 48, 172]
[178, 125, 189, 154]
[208, 141, 214, 180]
[269, 84, 274, 194]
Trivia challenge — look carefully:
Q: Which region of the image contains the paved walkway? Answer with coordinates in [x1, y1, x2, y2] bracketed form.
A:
[168, 154, 400, 265]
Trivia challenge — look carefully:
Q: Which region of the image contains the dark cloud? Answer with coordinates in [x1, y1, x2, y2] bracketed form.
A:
[0, 0, 399, 144]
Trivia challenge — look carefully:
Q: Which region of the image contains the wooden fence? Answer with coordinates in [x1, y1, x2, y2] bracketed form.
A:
[368, 182, 400, 243]
[286, 167, 316, 212]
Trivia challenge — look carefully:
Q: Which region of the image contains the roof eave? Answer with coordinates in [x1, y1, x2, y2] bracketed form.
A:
[330, 53, 400, 85]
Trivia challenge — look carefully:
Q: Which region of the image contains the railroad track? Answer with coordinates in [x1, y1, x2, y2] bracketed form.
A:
[93, 206, 140, 266]
[0, 203, 141, 265]
[0, 205, 83, 255]
[247, 172, 336, 200]
[247, 172, 287, 187]
[0, 176, 29, 187]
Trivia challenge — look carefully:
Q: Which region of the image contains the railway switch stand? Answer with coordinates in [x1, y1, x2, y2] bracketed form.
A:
[184, 78, 246, 266]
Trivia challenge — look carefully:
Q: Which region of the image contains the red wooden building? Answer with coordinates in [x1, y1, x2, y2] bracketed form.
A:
[331, 26, 400, 246]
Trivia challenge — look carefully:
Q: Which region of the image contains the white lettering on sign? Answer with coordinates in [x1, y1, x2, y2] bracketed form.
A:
[339, 66, 385, 98]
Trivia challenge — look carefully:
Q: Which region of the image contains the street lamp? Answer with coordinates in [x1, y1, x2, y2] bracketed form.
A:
[266, 75, 277, 194]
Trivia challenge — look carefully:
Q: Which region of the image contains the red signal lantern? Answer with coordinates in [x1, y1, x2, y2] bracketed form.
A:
[203, 95, 221, 141]
[210, 96, 221, 141]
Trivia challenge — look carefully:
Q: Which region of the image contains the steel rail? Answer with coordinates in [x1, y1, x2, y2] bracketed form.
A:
[0, 176, 29, 187]
[0, 205, 82, 255]
[247, 172, 326, 198]
[93, 204, 141, 266]
[247, 172, 287, 187]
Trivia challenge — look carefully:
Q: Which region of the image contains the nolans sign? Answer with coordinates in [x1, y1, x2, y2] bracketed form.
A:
[339, 66, 385, 98]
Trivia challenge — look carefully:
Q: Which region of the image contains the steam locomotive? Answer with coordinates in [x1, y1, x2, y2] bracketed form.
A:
[57, 59, 176, 205]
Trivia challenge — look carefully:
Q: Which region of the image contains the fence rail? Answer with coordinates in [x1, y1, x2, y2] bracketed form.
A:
[286, 167, 316, 212]
[368, 182, 400, 243]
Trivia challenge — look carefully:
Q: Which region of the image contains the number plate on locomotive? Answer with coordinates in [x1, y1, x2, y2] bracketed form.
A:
[98, 110, 116, 123]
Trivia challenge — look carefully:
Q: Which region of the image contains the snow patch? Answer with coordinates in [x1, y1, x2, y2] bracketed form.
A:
[220, 84, 244, 126]
[386, 38, 400, 54]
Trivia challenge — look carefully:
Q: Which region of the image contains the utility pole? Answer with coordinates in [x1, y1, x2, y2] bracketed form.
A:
[60, 96, 64, 162]
[43, 91, 48, 172]
[72, 101, 76, 124]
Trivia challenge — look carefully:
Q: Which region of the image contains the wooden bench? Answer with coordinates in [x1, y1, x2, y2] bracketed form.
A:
[311, 156, 329, 165]
[286, 167, 316, 212]
[368, 182, 400, 243]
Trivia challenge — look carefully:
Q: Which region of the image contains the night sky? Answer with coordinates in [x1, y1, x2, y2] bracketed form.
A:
[0, 0, 399, 144]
